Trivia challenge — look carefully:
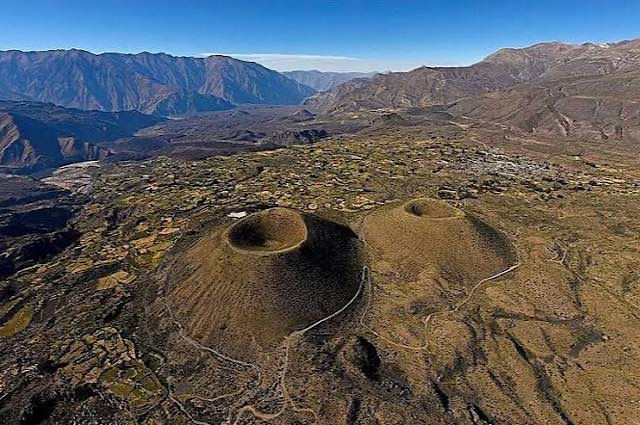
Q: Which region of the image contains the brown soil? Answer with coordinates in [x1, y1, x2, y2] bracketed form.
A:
[363, 197, 515, 281]
[162, 207, 362, 362]
[360, 198, 517, 348]
[6, 122, 640, 424]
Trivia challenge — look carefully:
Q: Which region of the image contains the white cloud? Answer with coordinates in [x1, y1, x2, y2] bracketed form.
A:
[201, 52, 471, 72]
[204, 53, 361, 61]
[202, 52, 367, 72]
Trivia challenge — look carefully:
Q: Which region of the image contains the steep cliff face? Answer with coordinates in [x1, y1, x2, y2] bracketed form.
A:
[200, 56, 315, 104]
[0, 112, 109, 172]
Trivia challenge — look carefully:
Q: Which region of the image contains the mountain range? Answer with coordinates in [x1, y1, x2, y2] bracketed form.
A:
[2, 39, 640, 173]
[282, 70, 376, 91]
[0, 101, 163, 173]
[448, 68, 640, 142]
[0, 50, 315, 115]
[307, 40, 640, 141]
[308, 41, 640, 111]
[307, 39, 640, 142]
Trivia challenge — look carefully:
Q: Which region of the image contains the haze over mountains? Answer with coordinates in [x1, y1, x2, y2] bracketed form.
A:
[281, 70, 376, 91]
[0, 50, 315, 115]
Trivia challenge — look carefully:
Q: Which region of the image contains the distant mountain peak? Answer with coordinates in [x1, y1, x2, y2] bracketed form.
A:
[307, 38, 640, 113]
[0, 50, 315, 115]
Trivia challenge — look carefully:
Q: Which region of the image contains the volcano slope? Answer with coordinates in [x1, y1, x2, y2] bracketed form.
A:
[1, 121, 639, 424]
[360, 198, 517, 349]
[159, 207, 363, 362]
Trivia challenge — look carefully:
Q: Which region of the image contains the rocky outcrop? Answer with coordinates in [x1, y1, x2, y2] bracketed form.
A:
[265, 128, 328, 146]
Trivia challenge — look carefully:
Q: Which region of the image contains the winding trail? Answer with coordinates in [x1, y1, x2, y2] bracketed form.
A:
[232, 265, 369, 425]
[359, 227, 522, 352]
[163, 300, 264, 424]
[168, 385, 213, 425]
[178, 388, 246, 404]
[163, 300, 261, 372]
[165, 212, 521, 424]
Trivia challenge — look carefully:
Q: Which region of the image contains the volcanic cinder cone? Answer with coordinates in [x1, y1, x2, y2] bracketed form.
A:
[362, 198, 516, 285]
[165, 208, 362, 361]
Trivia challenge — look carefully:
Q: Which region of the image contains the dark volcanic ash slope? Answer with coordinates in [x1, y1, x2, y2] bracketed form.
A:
[0, 101, 163, 173]
[0, 50, 315, 115]
[308, 39, 640, 113]
[108, 106, 366, 161]
[0, 175, 83, 280]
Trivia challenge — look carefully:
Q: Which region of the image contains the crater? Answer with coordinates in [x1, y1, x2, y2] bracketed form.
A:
[160, 207, 363, 362]
[227, 208, 307, 253]
[364, 197, 516, 286]
[403, 198, 463, 219]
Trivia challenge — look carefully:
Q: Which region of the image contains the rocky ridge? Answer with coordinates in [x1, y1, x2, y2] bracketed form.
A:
[0, 50, 315, 115]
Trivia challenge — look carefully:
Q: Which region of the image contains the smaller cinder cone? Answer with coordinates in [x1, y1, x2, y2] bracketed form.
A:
[363, 198, 516, 285]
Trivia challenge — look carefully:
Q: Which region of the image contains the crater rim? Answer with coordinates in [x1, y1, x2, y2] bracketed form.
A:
[402, 198, 465, 220]
[226, 207, 308, 254]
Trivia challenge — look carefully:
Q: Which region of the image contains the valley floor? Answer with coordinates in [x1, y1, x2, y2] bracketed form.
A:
[1, 123, 639, 424]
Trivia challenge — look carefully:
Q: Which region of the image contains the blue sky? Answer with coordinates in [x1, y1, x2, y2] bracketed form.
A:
[1, 0, 639, 71]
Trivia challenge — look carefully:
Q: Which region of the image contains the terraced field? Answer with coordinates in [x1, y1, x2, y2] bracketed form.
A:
[1, 121, 639, 424]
